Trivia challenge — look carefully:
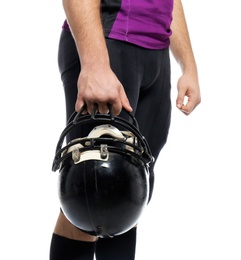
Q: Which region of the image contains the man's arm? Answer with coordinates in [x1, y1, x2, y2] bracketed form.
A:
[170, 0, 201, 115]
[62, 0, 132, 115]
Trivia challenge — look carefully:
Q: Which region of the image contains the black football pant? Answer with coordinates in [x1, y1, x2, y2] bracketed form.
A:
[51, 29, 172, 259]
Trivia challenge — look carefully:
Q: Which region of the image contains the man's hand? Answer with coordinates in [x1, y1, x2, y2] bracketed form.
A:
[170, 0, 201, 115]
[75, 64, 132, 116]
[176, 72, 201, 115]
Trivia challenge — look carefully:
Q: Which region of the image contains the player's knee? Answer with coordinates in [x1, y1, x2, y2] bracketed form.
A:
[53, 212, 98, 242]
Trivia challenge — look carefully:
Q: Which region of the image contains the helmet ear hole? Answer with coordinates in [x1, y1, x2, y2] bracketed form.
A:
[52, 110, 153, 238]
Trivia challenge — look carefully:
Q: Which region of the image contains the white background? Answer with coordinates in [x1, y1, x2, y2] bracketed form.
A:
[0, 0, 240, 259]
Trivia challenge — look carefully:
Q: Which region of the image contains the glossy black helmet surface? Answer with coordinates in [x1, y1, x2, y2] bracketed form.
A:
[52, 105, 154, 238]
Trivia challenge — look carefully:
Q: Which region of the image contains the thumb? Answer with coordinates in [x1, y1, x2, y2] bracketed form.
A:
[176, 88, 186, 109]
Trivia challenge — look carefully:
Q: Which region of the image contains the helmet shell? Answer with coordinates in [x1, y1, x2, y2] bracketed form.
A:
[58, 152, 149, 238]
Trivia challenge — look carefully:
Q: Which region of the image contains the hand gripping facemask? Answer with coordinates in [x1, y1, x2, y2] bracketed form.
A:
[52, 105, 154, 238]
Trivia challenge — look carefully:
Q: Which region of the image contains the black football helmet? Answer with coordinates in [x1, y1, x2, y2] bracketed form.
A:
[52, 105, 154, 238]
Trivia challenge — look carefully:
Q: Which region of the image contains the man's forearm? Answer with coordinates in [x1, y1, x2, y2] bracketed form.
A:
[170, 0, 197, 75]
[62, 0, 110, 68]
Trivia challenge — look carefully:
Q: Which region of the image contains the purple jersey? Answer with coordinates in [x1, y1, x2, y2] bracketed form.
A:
[63, 0, 174, 50]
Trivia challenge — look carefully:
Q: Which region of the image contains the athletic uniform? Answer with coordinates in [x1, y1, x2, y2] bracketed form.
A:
[50, 1, 174, 259]
[63, 0, 173, 49]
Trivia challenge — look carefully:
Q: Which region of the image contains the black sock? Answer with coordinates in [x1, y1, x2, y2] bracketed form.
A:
[49, 233, 95, 260]
[95, 227, 137, 260]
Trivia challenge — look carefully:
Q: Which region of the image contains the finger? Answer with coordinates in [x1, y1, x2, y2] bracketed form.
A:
[97, 102, 110, 114]
[75, 97, 85, 112]
[119, 88, 133, 113]
[180, 98, 199, 115]
[111, 99, 123, 116]
[85, 101, 95, 115]
[180, 104, 193, 115]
